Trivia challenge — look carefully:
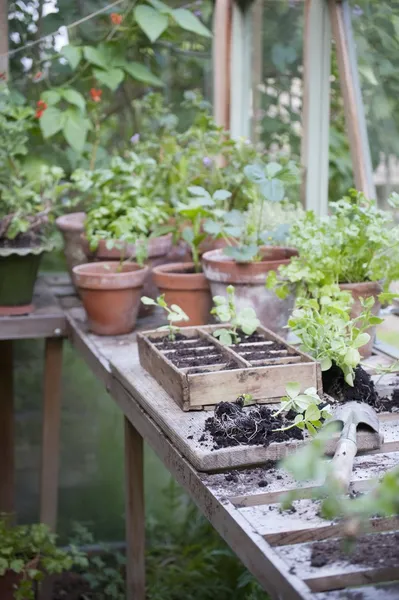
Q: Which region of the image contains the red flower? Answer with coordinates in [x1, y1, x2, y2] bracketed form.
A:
[0, 72, 6, 81]
[34, 71, 43, 81]
[90, 88, 102, 103]
[35, 99, 48, 118]
[110, 12, 123, 25]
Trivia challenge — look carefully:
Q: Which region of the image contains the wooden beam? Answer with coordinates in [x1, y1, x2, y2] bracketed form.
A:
[329, 0, 376, 199]
[213, 0, 232, 130]
[40, 338, 63, 530]
[301, 0, 331, 215]
[251, 0, 264, 143]
[124, 417, 145, 600]
[0, 0, 8, 80]
[0, 340, 14, 516]
[229, 4, 252, 139]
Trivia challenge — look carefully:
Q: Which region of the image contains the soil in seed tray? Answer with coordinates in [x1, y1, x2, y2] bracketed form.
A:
[235, 342, 288, 354]
[164, 346, 214, 359]
[323, 363, 399, 412]
[310, 532, 399, 569]
[150, 335, 204, 350]
[234, 331, 267, 343]
[172, 352, 227, 369]
[204, 398, 303, 449]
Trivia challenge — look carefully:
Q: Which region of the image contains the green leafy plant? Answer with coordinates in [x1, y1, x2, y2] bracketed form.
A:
[288, 286, 383, 385]
[0, 517, 87, 600]
[273, 382, 331, 436]
[175, 186, 231, 271]
[141, 295, 189, 340]
[211, 285, 260, 345]
[267, 190, 399, 300]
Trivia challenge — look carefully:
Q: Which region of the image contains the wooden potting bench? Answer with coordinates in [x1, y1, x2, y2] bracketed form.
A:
[3, 274, 399, 599]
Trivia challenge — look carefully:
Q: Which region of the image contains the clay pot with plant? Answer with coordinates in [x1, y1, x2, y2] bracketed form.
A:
[0, 517, 86, 600]
[152, 186, 232, 326]
[268, 190, 399, 357]
[0, 97, 69, 314]
[202, 161, 301, 336]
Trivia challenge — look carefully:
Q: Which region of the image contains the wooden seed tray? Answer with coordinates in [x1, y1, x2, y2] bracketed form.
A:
[137, 324, 322, 411]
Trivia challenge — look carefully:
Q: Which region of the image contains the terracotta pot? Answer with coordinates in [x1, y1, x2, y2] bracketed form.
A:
[56, 212, 87, 283]
[340, 281, 382, 358]
[81, 234, 172, 315]
[0, 558, 39, 600]
[73, 262, 149, 335]
[202, 246, 298, 337]
[152, 262, 212, 326]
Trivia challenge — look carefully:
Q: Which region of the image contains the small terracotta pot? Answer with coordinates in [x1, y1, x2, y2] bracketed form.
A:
[73, 262, 149, 335]
[152, 262, 212, 326]
[56, 212, 87, 282]
[0, 557, 39, 600]
[202, 246, 298, 337]
[81, 234, 172, 315]
[340, 281, 382, 358]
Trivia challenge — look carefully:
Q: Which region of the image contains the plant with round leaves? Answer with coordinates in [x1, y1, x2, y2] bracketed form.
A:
[211, 285, 260, 345]
[141, 295, 189, 340]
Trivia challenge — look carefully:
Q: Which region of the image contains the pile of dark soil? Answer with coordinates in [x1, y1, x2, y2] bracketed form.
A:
[310, 532, 399, 569]
[150, 334, 203, 350]
[52, 571, 90, 599]
[322, 364, 398, 412]
[204, 398, 303, 449]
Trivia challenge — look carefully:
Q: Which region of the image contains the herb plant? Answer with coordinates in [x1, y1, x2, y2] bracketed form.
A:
[0, 518, 87, 600]
[273, 382, 331, 437]
[141, 295, 189, 340]
[267, 190, 399, 300]
[211, 285, 260, 345]
[287, 286, 383, 385]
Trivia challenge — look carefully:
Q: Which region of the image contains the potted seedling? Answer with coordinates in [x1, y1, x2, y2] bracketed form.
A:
[267, 190, 399, 356]
[72, 153, 172, 305]
[202, 161, 300, 336]
[0, 517, 86, 600]
[0, 92, 67, 314]
[152, 186, 230, 326]
[141, 294, 189, 333]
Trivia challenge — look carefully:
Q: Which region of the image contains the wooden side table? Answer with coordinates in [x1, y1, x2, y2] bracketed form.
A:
[0, 278, 67, 530]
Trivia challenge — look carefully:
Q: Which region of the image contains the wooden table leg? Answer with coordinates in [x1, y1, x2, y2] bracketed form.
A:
[0, 340, 14, 516]
[40, 338, 63, 530]
[124, 417, 145, 600]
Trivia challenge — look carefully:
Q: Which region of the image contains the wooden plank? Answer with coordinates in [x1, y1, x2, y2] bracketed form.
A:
[0, 340, 14, 515]
[276, 532, 399, 592]
[124, 418, 145, 600]
[239, 500, 399, 546]
[40, 338, 63, 530]
[110, 377, 312, 600]
[213, 0, 231, 130]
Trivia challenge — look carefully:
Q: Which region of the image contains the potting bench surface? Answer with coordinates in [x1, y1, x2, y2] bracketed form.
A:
[63, 289, 399, 600]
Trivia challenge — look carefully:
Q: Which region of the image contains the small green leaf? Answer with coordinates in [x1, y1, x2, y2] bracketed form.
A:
[94, 68, 124, 90]
[286, 382, 300, 399]
[141, 296, 157, 306]
[83, 46, 108, 68]
[40, 106, 64, 138]
[62, 88, 86, 112]
[124, 62, 163, 87]
[353, 332, 370, 348]
[146, 0, 173, 13]
[134, 5, 168, 42]
[214, 329, 233, 346]
[172, 8, 212, 37]
[320, 357, 332, 371]
[63, 110, 90, 153]
[41, 90, 61, 105]
[213, 189, 232, 202]
[61, 45, 82, 70]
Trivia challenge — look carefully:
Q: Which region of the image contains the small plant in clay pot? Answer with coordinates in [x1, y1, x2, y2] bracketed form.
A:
[0, 517, 87, 600]
[202, 161, 300, 336]
[0, 90, 68, 315]
[152, 186, 228, 326]
[268, 190, 399, 356]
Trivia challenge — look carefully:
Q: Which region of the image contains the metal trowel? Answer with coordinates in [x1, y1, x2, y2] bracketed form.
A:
[326, 402, 383, 492]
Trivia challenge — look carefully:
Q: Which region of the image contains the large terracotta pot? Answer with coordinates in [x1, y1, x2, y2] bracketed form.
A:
[202, 246, 298, 337]
[73, 262, 149, 335]
[81, 234, 172, 313]
[55, 212, 86, 282]
[340, 281, 382, 358]
[152, 262, 212, 327]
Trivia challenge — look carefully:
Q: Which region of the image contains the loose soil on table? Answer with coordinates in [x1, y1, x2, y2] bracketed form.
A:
[203, 398, 303, 449]
[323, 364, 399, 412]
[310, 532, 399, 569]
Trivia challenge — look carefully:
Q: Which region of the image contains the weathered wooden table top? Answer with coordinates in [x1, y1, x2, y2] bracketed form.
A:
[13, 274, 395, 600]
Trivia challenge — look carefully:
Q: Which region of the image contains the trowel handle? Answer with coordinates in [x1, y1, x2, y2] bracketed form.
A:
[330, 438, 358, 493]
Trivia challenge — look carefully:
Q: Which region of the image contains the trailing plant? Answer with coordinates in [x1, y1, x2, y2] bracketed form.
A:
[287, 286, 383, 386]
[141, 295, 189, 340]
[273, 382, 331, 437]
[73, 153, 170, 264]
[267, 190, 399, 300]
[211, 285, 260, 345]
[0, 517, 87, 600]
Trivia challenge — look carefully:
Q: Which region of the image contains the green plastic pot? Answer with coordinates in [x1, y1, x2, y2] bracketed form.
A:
[0, 245, 52, 315]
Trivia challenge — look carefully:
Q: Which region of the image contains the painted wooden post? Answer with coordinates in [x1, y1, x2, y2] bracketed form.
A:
[301, 0, 332, 215]
[329, 0, 376, 199]
[213, 0, 232, 130]
[0, 0, 8, 79]
[251, 0, 264, 143]
[229, 4, 252, 140]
